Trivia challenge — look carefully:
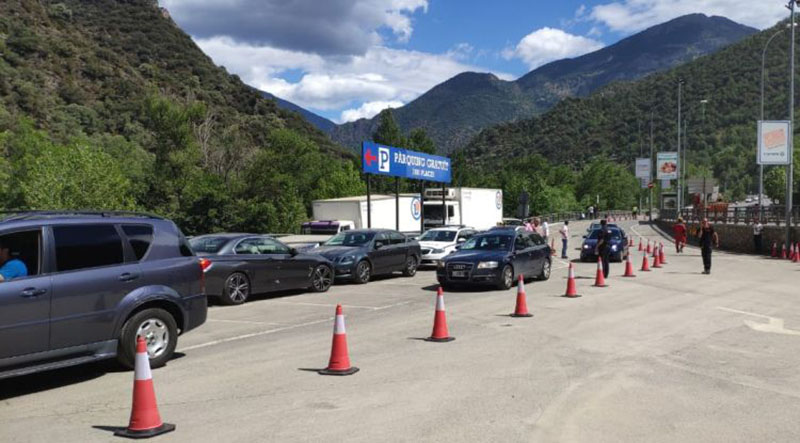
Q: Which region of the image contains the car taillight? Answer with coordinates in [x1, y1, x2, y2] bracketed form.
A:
[199, 258, 212, 272]
[198, 258, 212, 295]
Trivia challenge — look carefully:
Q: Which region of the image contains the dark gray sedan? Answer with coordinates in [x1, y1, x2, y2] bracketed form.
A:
[190, 234, 334, 305]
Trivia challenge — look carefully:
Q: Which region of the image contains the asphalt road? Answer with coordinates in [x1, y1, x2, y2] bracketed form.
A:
[2, 219, 800, 442]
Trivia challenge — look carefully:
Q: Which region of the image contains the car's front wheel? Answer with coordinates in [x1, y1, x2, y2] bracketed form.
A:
[117, 308, 178, 369]
[310, 265, 333, 292]
[402, 255, 418, 277]
[497, 265, 514, 290]
[353, 260, 371, 284]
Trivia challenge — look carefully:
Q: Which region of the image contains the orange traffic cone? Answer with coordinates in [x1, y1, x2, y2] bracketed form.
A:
[793, 244, 799, 263]
[646, 240, 652, 254]
[638, 239, 643, 251]
[319, 305, 359, 375]
[114, 337, 175, 439]
[782, 243, 787, 259]
[593, 257, 608, 287]
[564, 263, 581, 298]
[640, 249, 651, 272]
[652, 246, 662, 268]
[772, 242, 777, 258]
[623, 252, 636, 277]
[427, 287, 455, 342]
[659, 243, 667, 265]
[550, 238, 556, 256]
[511, 275, 533, 317]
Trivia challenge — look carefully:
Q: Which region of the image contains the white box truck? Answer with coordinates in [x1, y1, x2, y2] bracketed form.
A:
[310, 194, 423, 232]
[422, 187, 503, 231]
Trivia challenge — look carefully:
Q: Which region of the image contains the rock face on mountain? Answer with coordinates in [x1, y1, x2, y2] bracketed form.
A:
[332, 14, 757, 153]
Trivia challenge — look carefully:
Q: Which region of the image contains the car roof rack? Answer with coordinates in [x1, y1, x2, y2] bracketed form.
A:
[0, 210, 166, 222]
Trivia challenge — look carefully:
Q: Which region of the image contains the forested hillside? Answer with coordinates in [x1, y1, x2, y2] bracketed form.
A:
[0, 0, 363, 234]
[464, 20, 799, 202]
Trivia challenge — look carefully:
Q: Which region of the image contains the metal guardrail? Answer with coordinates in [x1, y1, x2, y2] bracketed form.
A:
[535, 210, 637, 224]
[660, 206, 800, 226]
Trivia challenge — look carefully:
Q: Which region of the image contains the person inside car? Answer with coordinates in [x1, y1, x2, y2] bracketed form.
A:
[0, 239, 28, 282]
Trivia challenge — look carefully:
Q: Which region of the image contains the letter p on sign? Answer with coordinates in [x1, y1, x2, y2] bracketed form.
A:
[378, 147, 390, 172]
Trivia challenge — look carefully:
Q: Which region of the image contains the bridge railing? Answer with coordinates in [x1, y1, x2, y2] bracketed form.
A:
[535, 210, 636, 224]
[659, 206, 800, 226]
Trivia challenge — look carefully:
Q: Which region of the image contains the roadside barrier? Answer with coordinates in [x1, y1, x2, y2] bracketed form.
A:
[511, 275, 533, 318]
[641, 248, 651, 272]
[593, 257, 608, 287]
[623, 252, 636, 277]
[319, 305, 359, 375]
[564, 263, 581, 298]
[114, 337, 175, 439]
[427, 287, 455, 342]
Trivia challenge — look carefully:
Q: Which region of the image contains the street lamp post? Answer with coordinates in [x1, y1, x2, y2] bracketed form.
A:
[761, 26, 789, 220]
[677, 79, 684, 211]
[786, 0, 797, 249]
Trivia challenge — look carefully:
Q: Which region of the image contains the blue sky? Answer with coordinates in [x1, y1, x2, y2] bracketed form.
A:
[162, 0, 783, 123]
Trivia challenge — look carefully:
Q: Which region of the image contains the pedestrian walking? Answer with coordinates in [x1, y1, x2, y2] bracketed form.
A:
[595, 219, 612, 278]
[588, 206, 594, 219]
[696, 218, 720, 275]
[752, 218, 763, 255]
[559, 221, 570, 259]
[673, 217, 687, 253]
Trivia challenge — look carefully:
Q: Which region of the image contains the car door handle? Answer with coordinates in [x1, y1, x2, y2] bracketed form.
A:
[21, 288, 47, 298]
[118, 272, 140, 282]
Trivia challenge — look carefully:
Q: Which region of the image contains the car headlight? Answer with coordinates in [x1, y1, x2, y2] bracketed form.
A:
[583, 245, 590, 249]
[432, 248, 445, 254]
[611, 245, 618, 251]
[337, 256, 356, 265]
[477, 261, 499, 269]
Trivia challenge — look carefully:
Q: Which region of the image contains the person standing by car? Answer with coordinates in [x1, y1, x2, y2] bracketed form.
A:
[594, 219, 612, 278]
[752, 218, 763, 255]
[524, 219, 534, 232]
[697, 218, 720, 274]
[559, 221, 570, 259]
[673, 217, 687, 253]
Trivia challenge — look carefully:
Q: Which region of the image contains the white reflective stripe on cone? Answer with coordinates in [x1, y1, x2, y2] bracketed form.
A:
[568, 265, 575, 279]
[333, 314, 346, 334]
[436, 294, 445, 311]
[134, 351, 152, 381]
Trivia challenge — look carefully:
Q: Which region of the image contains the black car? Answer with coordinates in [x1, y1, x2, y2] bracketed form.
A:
[312, 229, 421, 283]
[580, 227, 627, 262]
[190, 234, 334, 305]
[437, 228, 551, 290]
[0, 211, 206, 379]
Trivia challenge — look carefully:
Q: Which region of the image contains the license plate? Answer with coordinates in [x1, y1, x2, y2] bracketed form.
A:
[452, 271, 467, 277]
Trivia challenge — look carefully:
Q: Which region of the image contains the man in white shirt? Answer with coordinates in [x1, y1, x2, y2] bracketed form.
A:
[559, 221, 570, 259]
[752, 218, 763, 255]
[542, 220, 550, 245]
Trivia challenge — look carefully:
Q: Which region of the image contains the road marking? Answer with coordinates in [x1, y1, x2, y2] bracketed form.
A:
[716, 306, 800, 336]
[178, 317, 334, 352]
[267, 300, 412, 311]
[206, 318, 282, 325]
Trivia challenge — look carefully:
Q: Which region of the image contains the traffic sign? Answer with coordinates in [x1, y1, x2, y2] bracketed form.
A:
[362, 141, 451, 183]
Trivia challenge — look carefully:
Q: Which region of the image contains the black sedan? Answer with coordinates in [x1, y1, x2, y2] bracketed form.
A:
[312, 229, 421, 284]
[437, 228, 551, 290]
[190, 234, 334, 305]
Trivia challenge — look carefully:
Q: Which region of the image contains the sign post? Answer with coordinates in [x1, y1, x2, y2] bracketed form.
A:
[362, 141, 451, 232]
[757, 120, 791, 165]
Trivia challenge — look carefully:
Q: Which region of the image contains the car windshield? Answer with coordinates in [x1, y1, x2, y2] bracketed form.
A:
[324, 232, 375, 246]
[588, 229, 622, 240]
[420, 230, 457, 242]
[189, 236, 230, 253]
[460, 234, 512, 251]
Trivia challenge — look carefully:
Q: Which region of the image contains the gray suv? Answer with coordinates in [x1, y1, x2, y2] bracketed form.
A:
[0, 211, 207, 379]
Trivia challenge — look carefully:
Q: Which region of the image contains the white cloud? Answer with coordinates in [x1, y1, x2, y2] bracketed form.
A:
[196, 37, 509, 112]
[339, 100, 404, 123]
[160, 0, 429, 56]
[590, 0, 785, 33]
[504, 28, 604, 70]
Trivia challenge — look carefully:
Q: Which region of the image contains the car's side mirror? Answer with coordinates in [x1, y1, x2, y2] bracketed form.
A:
[457, 238, 466, 243]
[582, 235, 587, 238]
[374, 241, 384, 250]
[289, 247, 299, 256]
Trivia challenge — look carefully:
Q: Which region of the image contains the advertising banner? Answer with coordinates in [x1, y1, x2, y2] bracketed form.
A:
[362, 141, 451, 183]
[757, 120, 791, 165]
[656, 152, 679, 180]
[635, 158, 651, 179]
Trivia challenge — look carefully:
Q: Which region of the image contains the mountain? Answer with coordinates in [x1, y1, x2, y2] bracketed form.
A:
[261, 91, 336, 133]
[332, 14, 757, 153]
[461, 19, 793, 200]
[0, 0, 362, 234]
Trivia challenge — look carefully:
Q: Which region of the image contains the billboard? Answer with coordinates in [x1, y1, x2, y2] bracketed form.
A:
[635, 158, 651, 179]
[656, 152, 679, 180]
[757, 120, 791, 165]
[362, 141, 451, 183]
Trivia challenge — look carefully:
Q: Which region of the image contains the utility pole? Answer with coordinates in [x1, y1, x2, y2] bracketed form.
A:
[761, 27, 788, 219]
[677, 79, 684, 211]
[650, 111, 654, 222]
[787, 0, 797, 249]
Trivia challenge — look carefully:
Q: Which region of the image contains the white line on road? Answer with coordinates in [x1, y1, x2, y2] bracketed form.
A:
[178, 317, 333, 352]
[267, 300, 413, 311]
[206, 318, 283, 325]
[716, 306, 800, 336]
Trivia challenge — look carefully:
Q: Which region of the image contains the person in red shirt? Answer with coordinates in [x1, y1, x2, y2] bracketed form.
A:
[673, 217, 687, 253]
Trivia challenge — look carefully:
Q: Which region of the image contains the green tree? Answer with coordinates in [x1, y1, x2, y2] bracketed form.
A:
[408, 128, 436, 154]
[372, 109, 406, 147]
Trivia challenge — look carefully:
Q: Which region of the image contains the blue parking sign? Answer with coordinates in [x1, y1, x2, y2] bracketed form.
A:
[362, 141, 451, 183]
